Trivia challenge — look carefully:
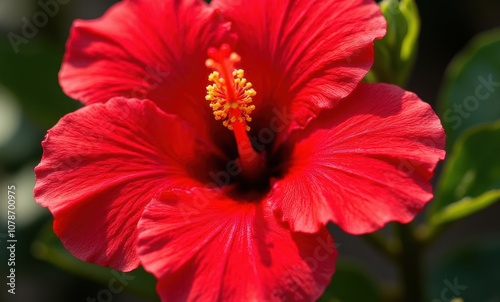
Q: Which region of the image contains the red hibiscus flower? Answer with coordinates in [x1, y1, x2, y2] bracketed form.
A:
[34, 0, 446, 301]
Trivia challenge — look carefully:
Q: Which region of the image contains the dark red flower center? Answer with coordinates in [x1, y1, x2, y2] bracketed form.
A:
[205, 44, 269, 184]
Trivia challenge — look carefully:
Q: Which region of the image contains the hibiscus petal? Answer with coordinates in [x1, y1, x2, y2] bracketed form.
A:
[60, 0, 232, 140]
[212, 0, 386, 131]
[137, 188, 337, 301]
[34, 97, 220, 271]
[270, 83, 446, 234]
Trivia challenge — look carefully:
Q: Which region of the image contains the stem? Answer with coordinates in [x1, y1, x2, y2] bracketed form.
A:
[396, 223, 423, 302]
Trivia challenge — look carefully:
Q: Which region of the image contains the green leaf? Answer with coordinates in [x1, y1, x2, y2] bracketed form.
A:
[0, 42, 81, 130]
[438, 29, 500, 148]
[426, 240, 500, 301]
[32, 222, 159, 301]
[319, 262, 382, 302]
[366, 0, 420, 86]
[430, 190, 500, 227]
[428, 122, 500, 228]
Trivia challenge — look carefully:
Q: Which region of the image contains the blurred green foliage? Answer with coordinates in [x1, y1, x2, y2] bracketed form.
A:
[429, 122, 500, 228]
[427, 240, 500, 301]
[438, 29, 500, 148]
[427, 29, 500, 233]
[0, 42, 80, 129]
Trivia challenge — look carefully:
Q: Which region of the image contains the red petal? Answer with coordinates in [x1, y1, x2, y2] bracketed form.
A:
[60, 0, 231, 142]
[137, 188, 337, 301]
[34, 97, 220, 271]
[271, 84, 446, 234]
[213, 0, 386, 131]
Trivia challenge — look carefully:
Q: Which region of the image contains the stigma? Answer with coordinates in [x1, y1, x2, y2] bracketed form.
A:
[205, 45, 256, 132]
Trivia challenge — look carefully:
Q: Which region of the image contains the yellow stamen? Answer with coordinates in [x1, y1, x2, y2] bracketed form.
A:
[206, 68, 256, 131]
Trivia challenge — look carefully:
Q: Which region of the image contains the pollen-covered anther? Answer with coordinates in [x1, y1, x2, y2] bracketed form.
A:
[205, 68, 256, 132]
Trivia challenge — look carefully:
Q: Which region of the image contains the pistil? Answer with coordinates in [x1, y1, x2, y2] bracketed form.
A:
[205, 44, 263, 180]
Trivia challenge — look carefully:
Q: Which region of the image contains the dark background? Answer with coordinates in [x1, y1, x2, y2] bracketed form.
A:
[0, 0, 499, 301]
